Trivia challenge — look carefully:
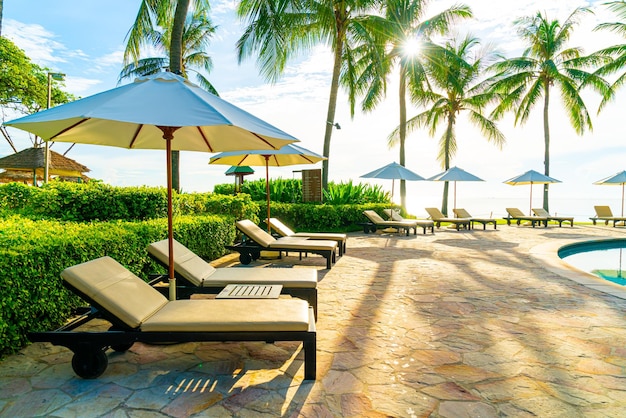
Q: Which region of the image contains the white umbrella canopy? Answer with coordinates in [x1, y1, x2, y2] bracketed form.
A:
[594, 170, 626, 217]
[427, 166, 484, 209]
[209, 144, 326, 231]
[504, 169, 561, 214]
[5, 72, 299, 300]
[360, 162, 424, 210]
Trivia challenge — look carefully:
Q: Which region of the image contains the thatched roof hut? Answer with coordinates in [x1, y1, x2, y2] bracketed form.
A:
[0, 147, 90, 184]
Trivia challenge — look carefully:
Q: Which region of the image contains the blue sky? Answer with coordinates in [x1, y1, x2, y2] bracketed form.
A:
[3, 0, 626, 217]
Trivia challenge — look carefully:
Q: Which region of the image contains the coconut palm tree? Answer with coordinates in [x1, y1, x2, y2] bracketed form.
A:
[120, 7, 218, 95]
[389, 35, 505, 215]
[592, 1, 626, 109]
[126, 0, 209, 192]
[489, 8, 610, 212]
[356, 0, 471, 211]
[235, 0, 381, 193]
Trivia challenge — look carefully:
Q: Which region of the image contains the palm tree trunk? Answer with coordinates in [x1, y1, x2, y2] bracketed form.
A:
[441, 118, 453, 216]
[321, 23, 344, 194]
[168, 0, 190, 193]
[543, 81, 551, 212]
[399, 65, 407, 212]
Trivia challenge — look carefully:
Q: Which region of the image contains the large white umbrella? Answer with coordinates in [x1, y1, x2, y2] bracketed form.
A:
[427, 166, 484, 210]
[5, 72, 299, 300]
[594, 171, 626, 217]
[360, 162, 424, 208]
[209, 143, 326, 231]
[504, 169, 561, 214]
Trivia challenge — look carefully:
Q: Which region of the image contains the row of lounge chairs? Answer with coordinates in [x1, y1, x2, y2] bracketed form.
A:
[28, 217, 347, 381]
[504, 208, 574, 227]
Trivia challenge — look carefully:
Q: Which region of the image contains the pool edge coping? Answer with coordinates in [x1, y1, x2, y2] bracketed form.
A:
[529, 238, 626, 300]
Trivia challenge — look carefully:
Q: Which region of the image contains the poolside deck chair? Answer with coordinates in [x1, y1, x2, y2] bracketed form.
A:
[147, 239, 318, 318]
[267, 218, 347, 256]
[424, 207, 471, 231]
[361, 210, 418, 236]
[589, 205, 626, 227]
[452, 208, 497, 230]
[532, 208, 574, 227]
[504, 208, 548, 228]
[28, 256, 316, 380]
[382, 209, 435, 234]
[229, 220, 337, 269]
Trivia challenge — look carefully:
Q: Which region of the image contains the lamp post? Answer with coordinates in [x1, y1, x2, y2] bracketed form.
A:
[44, 72, 65, 183]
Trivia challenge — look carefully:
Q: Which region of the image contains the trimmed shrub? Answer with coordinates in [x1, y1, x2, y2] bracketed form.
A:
[0, 214, 235, 358]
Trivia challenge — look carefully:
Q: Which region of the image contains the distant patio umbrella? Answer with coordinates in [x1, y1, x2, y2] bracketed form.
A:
[5, 71, 298, 300]
[427, 166, 484, 209]
[360, 162, 424, 209]
[504, 169, 561, 214]
[209, 143, 326, 231]
[593, 171, 626, 216]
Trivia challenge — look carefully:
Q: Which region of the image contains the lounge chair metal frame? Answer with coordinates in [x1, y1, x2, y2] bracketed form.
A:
[360, 210, 418, 236]
[425, 208, 471, 231]
[28, 259, 316, 381]
[589, 205, 626, 227]
[452, 208, 497, 230]
[382, 209, 435, 234]
[532, 208, 574, 227]
[267, 217, 347, 256]
[229, 220, 336, 269]
[503, 208, 548, 228]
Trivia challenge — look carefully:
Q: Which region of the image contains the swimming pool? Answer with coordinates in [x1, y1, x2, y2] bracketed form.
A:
[559, 239, 626, 286]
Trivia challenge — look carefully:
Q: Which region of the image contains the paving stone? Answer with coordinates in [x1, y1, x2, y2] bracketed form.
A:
[2, 226, 626, 415]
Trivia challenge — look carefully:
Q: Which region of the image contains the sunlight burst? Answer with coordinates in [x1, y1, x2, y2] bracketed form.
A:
[402, 38, 421, 57]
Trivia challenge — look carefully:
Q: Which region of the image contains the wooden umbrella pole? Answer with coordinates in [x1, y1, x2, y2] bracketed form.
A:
[622, 183, 624, 217]
[529, 182, 533, 215]
[265, 156, 271, 232]
[159, 126, 179, 301]
[622, 183, 624, 218]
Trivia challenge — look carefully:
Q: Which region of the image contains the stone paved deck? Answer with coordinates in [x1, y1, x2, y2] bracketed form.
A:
[1, 223, 626, 417]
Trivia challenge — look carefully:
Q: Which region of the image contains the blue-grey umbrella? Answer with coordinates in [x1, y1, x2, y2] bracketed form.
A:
[504, 169, 561, 214]
[427, 166, 484, 209]
[210, 144, 326, 230]
[360, 162, 424, 207]
[594, 170, 626, 216]
[5, 72, 299, 300]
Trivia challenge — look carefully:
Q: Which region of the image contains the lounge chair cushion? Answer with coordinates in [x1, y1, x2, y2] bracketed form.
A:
[363, 210, 417, 228]
[149, 239, 216, 286]
[148, 239, 318, 289]
[268, 218, 347, 242]
[238, 219, 275, 247]
[62, 256, 312, 333]
[237, 220, 337, 251]
[142, 299, 310, 332]
[61, 256, 168, 329]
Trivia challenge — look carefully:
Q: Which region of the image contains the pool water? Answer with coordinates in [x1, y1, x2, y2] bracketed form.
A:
[559, 240, 626, 286]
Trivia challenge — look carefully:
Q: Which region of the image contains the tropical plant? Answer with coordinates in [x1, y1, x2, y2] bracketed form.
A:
[120, 6, 218, 94]
[125, 0, 210, 192]
[355, 0, 471, 211]
[592, 0, 626, 109]
[392, 34, 505, 215]
[235, 0, 381, 192]
[489, 7, 610, 212]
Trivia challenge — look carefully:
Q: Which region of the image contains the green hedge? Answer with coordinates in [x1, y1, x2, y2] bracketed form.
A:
[0, 182, 260, 222]
[256, 202, 399, 232]
[0, 214, 235, 358]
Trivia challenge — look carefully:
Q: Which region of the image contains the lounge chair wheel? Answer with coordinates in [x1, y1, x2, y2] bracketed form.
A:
[72, 349, 108, 379]
[239, 252, 252, 265]
[369, 225, 377, 233]
[250, 250, 261, 261]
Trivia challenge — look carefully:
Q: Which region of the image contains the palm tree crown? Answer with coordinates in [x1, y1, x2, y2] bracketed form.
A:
[391, 34, 505, 215]
[489, 7, 610, 211]
[354, 0, 472, 211]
